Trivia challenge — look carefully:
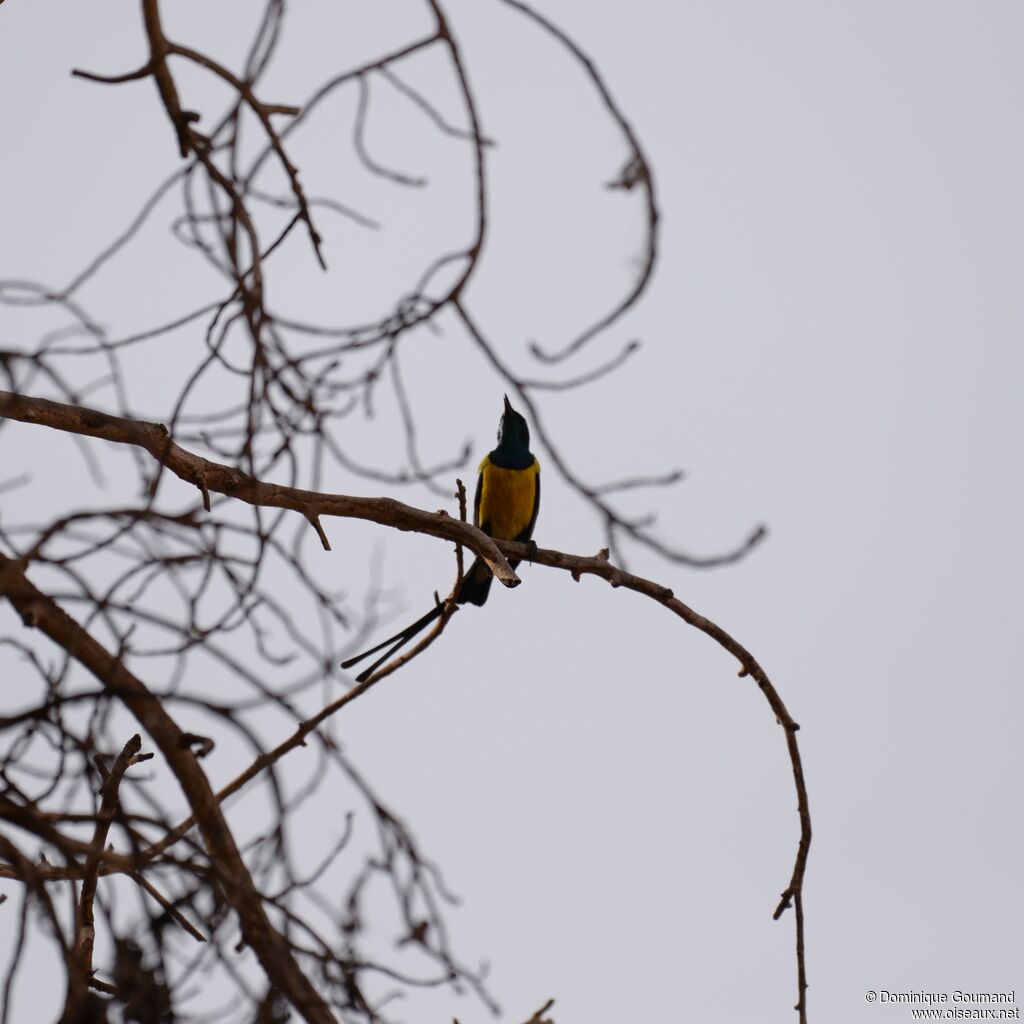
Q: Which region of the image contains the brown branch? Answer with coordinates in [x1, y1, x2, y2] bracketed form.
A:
[0, 469, 807, 1017]
[167, 40, 326, 268]
[0, 828, 164, 884]
[76, 734, 150, 979]
[378, 66, 495, 145]
[353, 74, 428, 187]
[85, 480, 475, 874]
[71, 62, 155, 85]
[500, 0, 659, 365]
[0, 390, 808, 1010]
[141, 0, 193, 158]
[495, 537, 813, 1023]
[2, 4, 772, 1020]
[426, 0, 488, 300]
[131, 538, 809, 1017]
[130, 870, 207, 943]
[241, 31, 443, 187]
[453, 298, 765, 568]
[129, 0, 303, 351]
[0, 794, 164, 906]
[0, 834, 94, 1021]
[141, 535, 471, 865]
[521, 999, 555, 1024]
[0, 556, 337, 1024]
[0, 389, 519, 588]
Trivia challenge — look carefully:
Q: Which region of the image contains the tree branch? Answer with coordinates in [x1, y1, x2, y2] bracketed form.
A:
[0, 389, 519, 588]
[0, 388, 808, 1018]
[76, 734, 152, 980]
[0, 556, 338, 1024]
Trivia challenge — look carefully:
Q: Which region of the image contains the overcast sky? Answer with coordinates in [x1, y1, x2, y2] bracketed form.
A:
[1, 2, 1022, 1023]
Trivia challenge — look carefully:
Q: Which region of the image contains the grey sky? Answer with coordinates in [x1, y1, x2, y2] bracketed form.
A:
[1, 2, 1021, 1022]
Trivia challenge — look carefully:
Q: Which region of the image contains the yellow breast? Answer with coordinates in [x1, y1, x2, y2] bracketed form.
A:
[477, 457, 539, 540]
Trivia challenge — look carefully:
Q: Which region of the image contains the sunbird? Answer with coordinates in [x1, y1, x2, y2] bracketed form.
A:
[341, 395, 540, 682]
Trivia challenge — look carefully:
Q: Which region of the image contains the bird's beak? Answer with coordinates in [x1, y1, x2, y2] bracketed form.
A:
[503, 394, 514, 415]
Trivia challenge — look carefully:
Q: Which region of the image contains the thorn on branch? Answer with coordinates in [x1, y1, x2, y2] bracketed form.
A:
[194, 472, 211, 512]
[307, 513, 331, 551]
[455, 479, 468, 522]
[521, 999, 556, 1024]
[605, 153, 647, 191]
[774, 888, 794, 920]
[453, 479, 468, 583]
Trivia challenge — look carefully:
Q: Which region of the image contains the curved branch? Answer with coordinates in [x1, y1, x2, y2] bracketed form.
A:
[452, 299, 766, 568]
[71, 62, 155, 85]
[0, 384, 809, 1018]
[500, 0, 660, 364]
[498, 538, 811, 1021]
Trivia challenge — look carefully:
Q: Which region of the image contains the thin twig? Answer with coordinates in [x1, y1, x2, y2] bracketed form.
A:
[76, 734, 150, 977]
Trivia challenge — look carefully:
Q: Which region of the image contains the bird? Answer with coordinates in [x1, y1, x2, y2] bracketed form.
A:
[341, 394, 540, 683]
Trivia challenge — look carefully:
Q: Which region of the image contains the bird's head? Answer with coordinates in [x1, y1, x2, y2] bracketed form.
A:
[496, 394, 531, 453]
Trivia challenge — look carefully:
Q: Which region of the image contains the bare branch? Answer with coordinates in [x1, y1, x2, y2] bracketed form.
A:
[0, 389, 519, 588]
[76, 734, 150, 978]
[0, 555, 337, 1024]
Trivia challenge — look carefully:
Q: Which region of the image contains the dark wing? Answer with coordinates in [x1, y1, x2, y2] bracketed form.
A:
[515, 460, 540, 543]
[473, 459, 485, 531]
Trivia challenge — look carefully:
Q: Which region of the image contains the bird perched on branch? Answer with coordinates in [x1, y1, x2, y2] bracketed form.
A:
[341, 395, 540, 682]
